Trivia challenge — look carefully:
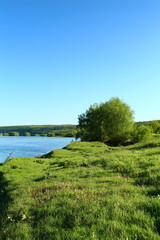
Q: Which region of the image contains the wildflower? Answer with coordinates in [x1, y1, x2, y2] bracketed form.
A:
[21, 214, 27, 220]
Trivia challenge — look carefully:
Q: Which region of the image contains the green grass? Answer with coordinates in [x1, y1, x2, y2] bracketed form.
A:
[1, 139, 160, 239]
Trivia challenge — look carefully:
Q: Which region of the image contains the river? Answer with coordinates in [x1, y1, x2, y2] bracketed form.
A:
[0, 136, 75, 162]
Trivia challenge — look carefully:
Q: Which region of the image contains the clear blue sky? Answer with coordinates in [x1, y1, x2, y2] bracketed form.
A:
[0, 0, 160, 126]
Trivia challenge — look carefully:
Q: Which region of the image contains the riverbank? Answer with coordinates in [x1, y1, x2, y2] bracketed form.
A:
[1, 139, 160, 239]
[0, 136, 75, 162]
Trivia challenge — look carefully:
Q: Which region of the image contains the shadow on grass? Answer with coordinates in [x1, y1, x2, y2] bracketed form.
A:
[0, 171, 12, 238]
[129, 142, 160, 150]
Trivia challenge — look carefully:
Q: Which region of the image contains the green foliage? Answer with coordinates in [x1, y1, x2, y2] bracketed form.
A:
[132, 125, 152, 143]
[48, 129, 77, 137]
[150, 121, 160, 133]
[78, 103, 105, 141]
[156, 127, 160, 134]
[102, 98, 134, 145]
[1, 138, 160, 239]
[3, 133, 9, 136]
[47, 132, 55, 137]
[0, 125, 77, 136]
[9, 132, 19, 136]
[78, 97, 134, 145]
[24, 132, 31, 136]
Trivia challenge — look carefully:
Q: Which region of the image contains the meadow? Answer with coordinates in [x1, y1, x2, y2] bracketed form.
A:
[1, 137, 160, 239]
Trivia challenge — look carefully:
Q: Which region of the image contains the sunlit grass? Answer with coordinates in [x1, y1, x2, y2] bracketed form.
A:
[1, 138, 160, 239]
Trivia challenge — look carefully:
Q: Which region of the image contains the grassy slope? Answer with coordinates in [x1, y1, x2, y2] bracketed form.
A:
[1, 140, 160, 239]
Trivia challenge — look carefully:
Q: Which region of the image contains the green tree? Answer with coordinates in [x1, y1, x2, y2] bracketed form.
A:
[78, 98, 134, 145]
[102, 98, 134, 144]
[24, 132, 31, 136]
[78, 104, 105, 141]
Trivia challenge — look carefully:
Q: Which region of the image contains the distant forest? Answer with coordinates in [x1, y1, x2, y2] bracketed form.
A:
[0, 125, 77, 137]
[136, 120, 160, 126]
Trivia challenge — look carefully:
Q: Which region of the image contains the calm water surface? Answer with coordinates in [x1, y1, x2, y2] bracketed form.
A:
[0, 136, 75, 162]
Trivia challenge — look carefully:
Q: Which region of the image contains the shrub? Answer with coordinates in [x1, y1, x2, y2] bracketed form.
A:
[24, 132, 31, 136]
[132, 125, 152, 143]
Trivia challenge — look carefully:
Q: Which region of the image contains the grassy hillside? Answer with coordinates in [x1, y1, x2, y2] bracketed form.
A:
[1, 139, 160, 239]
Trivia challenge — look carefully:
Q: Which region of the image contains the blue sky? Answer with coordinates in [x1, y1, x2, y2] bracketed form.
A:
[0, 0, 160, 126]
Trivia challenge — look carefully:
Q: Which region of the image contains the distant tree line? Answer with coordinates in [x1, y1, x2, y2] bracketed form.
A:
[0, 125, 77, 137]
